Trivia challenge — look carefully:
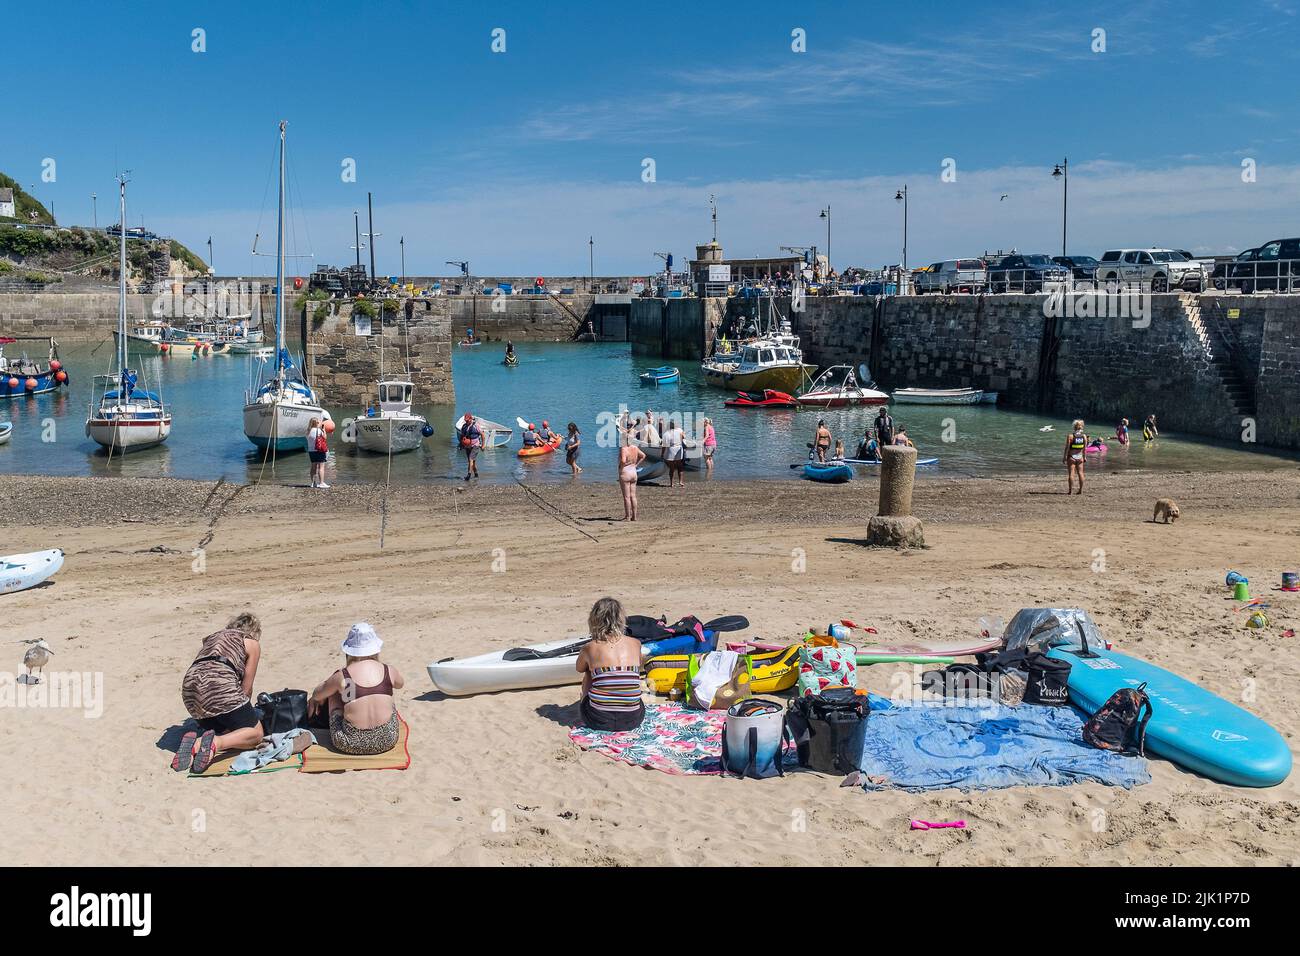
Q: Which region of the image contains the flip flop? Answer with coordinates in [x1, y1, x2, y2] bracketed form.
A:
[170, 731, 198, 772]
[189, 730, 218, 775]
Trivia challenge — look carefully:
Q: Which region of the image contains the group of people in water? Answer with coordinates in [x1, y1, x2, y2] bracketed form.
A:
[172, 614, 406, 774]
[1062, 413, 1160, 494]
[812, 405, 914, 463]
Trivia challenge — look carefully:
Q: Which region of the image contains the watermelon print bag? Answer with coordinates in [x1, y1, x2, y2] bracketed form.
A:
[796, 644, 857, 697]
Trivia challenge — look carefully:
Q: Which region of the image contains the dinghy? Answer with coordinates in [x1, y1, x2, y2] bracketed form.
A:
[640, 366, 679, 386]
[1, 549, 64, 596]
[892, 387, 984, 405]
[454, 415, 512, 448]
[0, 422, 11, 445]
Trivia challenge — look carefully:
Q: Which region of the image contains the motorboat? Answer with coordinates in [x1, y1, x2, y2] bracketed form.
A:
[355, 380, 432, 454]
[796, 365, 889, 407]
[891, 387, 985, 405]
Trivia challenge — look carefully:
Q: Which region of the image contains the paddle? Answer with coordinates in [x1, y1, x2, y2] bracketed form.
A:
[702, 614, 749, 633]
[503, 614, 749, 661]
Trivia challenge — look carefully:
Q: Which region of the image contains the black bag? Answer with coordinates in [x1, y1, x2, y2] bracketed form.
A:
[255, 688, 310, 735]
[785, 688, 869, 775]
[1021, 652, 1071, 706]
[1083, 682, 1153, 756]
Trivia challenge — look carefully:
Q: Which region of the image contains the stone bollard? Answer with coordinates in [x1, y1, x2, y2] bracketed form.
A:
[866, 444, 926, 548]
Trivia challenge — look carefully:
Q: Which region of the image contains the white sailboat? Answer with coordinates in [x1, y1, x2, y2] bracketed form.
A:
[85, 176, 172, 453]
[242, 121, 332, 453]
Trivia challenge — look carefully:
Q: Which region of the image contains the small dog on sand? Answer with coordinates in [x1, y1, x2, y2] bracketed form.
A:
[1153, 498, 1180, 523]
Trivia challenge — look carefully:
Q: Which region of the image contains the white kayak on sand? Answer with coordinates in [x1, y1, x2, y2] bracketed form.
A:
[428, 636, 588, 696]
[1, 549, 64, 595]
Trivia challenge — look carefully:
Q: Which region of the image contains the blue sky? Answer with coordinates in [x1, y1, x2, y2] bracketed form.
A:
[3, 0, 1297, 274]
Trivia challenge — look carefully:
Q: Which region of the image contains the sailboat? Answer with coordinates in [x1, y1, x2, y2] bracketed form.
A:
[242, 121, 332, 452]
[85, 176, 172, 452]
[355, 312, 432, 453]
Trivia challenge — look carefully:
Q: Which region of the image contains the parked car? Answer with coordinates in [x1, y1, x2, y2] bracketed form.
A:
[914, 259, 987, 293]
[1211, 248, 1258, 291]
[1236, 237, 1300, 293]
[1052, 255, 1099, 281]
[987, 254, 1070, 293]
[1095, 248, 1206, 292]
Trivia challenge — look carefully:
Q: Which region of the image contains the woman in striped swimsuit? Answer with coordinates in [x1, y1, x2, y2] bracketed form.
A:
[575, 597, 645, 732]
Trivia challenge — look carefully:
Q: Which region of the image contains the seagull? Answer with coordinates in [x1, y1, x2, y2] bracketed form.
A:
[1039, 425, 1054, 432]
[19, 639, 53, 684]
[1000, 194, 1009, 201]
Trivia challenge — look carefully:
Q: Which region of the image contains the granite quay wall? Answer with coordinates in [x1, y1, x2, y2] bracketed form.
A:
[629, 298, 724, 359]
[303, 300, 453, 407]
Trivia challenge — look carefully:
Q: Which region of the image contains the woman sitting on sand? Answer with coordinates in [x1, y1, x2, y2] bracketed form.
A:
[575, 597, 644, 732]
[308, 622, 405, 755]
[176, 612, 264, 773]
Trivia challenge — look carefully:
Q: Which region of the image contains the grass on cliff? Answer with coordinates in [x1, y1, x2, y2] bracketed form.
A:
[0, 173, 54, 225]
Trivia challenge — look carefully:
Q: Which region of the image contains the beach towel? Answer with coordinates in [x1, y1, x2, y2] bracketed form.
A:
[858, 698, 1150, 792]
[299, 715, 411, 773]
[569, 701, 798, 775]
[189, 752, 302, 778]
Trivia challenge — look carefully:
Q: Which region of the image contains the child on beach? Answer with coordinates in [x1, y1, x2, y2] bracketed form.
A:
[308, 622, 405, 756]
[1117, 418, 1130, 446]
[575, 598, 644, 732]
[834, 439, 845, 460]
[306, 418, 329, 489]
[1064, 419, 1087, 494]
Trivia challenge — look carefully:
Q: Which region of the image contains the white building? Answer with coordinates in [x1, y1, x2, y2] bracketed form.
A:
[0, 187, 15, 219]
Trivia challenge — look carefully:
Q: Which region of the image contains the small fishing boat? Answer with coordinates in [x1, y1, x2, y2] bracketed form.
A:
[1, 337, 69, 399]
[115, 321, 206, 355]
[891, 386, 985, 405]
[355, 380, 432, 454]
[803, 460, 854, 483]
[702, 300, 814, 392]
[640, 366, 680, 386]
[0, 422, 11, 445]
[454, 414, 512, 448]
[724, 389, 797, 408]
[797, 365, 889, 407]
[86, 176, 172, 453]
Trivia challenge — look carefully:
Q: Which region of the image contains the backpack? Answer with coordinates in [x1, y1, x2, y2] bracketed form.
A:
[314, 429, 328, 453]
[721, 698, 789, 779]
[785, 687, 869, 775]
[1082, 683, 1153, 756]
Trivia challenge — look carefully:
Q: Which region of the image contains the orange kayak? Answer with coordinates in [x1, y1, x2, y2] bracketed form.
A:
[517, 434, 562, 458]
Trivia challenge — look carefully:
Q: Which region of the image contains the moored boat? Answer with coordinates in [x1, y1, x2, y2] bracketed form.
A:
[891, 386, 985, 405]
[640, 365, 679, 385]
[355, 380, 432, 454]
[1, 337, 69, 399]
[454, 415, 512, 448]
[724, 388, 798, 408]
[796, 365, 889, 407]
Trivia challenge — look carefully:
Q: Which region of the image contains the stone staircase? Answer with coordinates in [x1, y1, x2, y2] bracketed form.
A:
[1178, 293, 1255, 416]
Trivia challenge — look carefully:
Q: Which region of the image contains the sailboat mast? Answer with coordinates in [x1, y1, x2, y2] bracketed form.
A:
[117, 176, 128, 377]
[275, 120, 286, 379]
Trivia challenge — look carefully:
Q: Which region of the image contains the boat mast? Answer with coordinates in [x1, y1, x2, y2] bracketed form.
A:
[117, 174, 128, 386]
[275, 119, 286, 383]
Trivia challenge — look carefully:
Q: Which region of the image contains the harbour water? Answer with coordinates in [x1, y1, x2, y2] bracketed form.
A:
[1, 339, 1295, 486]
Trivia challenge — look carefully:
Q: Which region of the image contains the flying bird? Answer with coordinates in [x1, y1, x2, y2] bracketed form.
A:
[1000, 194, 1009, 201]
[18, 639, 53, 684]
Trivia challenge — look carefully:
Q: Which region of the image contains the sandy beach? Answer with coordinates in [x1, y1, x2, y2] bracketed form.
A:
[1, 467, 1297, 867]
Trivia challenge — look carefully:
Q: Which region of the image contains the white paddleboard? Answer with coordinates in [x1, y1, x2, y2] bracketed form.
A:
[1, 549, 64, 596]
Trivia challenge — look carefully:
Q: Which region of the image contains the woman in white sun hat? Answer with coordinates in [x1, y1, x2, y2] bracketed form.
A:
[308, 622, 405, 755]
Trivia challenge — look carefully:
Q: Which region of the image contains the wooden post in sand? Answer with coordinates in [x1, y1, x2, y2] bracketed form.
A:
[866, 445, 925, 547]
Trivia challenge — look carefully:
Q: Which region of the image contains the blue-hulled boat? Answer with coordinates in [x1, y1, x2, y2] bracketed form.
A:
[803, 460, 854, 483]
[1, 336, 69, 399]
[640, 366, 679, 386]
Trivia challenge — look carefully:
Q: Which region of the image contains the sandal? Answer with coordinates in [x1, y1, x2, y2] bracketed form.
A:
[171, 731, 198, 772]
[190, 730, 219, 774]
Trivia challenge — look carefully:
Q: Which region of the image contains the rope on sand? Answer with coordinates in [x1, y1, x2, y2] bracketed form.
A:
[512, 478, 600, 543]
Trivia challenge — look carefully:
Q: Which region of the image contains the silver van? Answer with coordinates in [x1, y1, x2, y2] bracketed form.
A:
[915, 259, 987, 294]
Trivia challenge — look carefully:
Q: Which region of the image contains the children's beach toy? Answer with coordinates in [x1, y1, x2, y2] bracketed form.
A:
[1244, 611, 1269, 630]
[1232, 581, 1251, 602]
[1281, 572, 1299, 592]
[910, 819, 966, 831]
[1226, 571, 1248, 586]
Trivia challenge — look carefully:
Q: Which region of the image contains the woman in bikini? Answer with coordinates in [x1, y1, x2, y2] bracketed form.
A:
[308, 622, 406, 755]
[575, 597, 644, 732]
[813, 420, 832, 462]
[1063, 418, 1087, 495]
[618, 429, 647, 521]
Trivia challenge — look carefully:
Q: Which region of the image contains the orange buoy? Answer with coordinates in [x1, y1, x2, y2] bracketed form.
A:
[160, 343, 169, 353]
[293, 277, 304, 290]
[55, 370, 68, 383]
[6, 376, 18, 389]
[49, 359, 62, 371]
[323, 419, 336, 434]
[24, 377, 38, 391]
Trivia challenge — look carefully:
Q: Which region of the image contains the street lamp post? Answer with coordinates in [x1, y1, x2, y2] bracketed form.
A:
[895, 186, 909, 290]
[352, 211, 364, 268]
[588, 236, 594, 292]
[819, 206, 831, 275]
[400, 236, 405, 287]
[207, 236, 213, 274]
[1052, 158, 1068, 259]
[92, 193, 97, 229]
[364, 191, 380, 281]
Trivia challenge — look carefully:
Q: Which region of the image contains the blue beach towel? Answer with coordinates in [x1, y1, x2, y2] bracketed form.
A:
[858, 697, 1150, 792]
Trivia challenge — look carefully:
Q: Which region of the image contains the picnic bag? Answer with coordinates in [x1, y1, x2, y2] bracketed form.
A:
[1021, 651, 1071, 706]
[1082, 682, 1153, 756]
[721, 698, 789, 779]
[795, 643, 857, 697]
[785, 687, 868, 775]
[255, 688, 310, 735]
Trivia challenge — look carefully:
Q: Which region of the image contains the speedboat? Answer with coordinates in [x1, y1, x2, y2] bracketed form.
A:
[355, 380, 432, 454]
[702, 338, 815, 393]
[797, 366, 889, 407]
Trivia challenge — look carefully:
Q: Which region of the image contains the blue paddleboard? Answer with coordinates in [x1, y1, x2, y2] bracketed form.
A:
[842, 457, 939, 466]
[1047, 642, 1292, 788]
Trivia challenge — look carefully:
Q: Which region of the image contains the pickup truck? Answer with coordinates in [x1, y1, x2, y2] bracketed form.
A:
[914, 259, 987, 293]
[987, 254, 1070, 293]
[1095, 248, 1205, 292]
